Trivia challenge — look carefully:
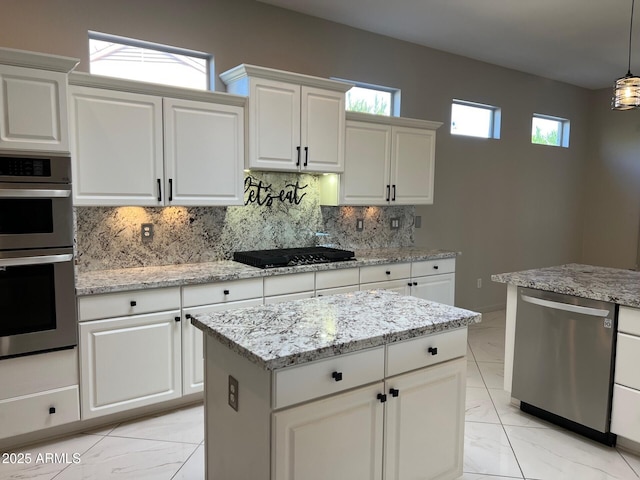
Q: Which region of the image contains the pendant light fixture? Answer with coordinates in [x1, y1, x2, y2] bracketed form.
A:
[612, 0, 640, 110]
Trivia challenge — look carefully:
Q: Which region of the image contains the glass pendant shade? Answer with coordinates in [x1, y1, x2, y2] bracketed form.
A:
[612, 72, 640, 110]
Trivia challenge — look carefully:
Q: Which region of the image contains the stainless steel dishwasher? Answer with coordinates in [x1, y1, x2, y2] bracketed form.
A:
[512, 287, 617, 445]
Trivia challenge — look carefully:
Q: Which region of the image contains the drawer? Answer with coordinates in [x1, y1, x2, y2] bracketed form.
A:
[183, 278, 263, 307]
[411, 258, 456, 277]
[315, 268, 359, 290]
[78, 287, 181, 321]
[316, 285, 360, 297]
[0, 385, 80, 440]
[615, 333, 640, 389]
[619, 306, 640, 336]
[0, 349, 78, 401]
[611, 384, 640, 443]
[386, 328, 468, 377]
[360, 263, 411, 283]
[264, 272, 315, 297]
[264, 291, 314, 305]
[273, 346, 385, 409]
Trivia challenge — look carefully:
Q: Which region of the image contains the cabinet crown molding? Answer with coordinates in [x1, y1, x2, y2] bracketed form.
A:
[0, 47, 79, 73]
[346, 111, 443, 130]
[220, 64, 353, 92]
[68, 72, 247, 107]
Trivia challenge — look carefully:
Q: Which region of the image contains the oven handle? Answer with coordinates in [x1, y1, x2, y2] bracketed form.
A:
[520, 294, 610, 317]
[0, 188, 71, 198]
[0, 253, 73, 267]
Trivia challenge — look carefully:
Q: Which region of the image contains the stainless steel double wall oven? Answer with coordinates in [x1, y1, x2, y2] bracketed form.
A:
[0, 154, 76, 359]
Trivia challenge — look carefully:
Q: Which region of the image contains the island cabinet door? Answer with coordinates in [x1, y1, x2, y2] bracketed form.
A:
[272, 382, 385, 480]
[384, 357, 466, 480]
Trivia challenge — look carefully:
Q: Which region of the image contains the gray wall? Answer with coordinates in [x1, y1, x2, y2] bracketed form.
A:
[1, 0, 597, 311]
[582, 88, 640, 270]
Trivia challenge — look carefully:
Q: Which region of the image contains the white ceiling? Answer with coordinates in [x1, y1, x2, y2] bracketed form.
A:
[257, 0, 640, 90]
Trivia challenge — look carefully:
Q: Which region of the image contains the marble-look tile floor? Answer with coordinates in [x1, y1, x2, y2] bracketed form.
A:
[2, 309, 640, 479]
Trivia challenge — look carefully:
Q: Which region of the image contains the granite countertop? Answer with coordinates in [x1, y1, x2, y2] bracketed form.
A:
[492, 263, 640, 308]
[75, 247, 458, 295]
[191, 289, 480, 370]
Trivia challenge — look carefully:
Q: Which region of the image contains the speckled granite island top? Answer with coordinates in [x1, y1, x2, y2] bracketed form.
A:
[191, 289, 480, 370]
[492, 263, 640, 308]
[76, 247, 458, 295]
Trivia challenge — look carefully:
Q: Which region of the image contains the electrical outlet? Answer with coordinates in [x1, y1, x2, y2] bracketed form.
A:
[356, 218, 364, 231]
[228, 375, 239, 411]
[141, 223, 154, 243]
[390, 218, 400, 230]
[477, 278, 482, 289]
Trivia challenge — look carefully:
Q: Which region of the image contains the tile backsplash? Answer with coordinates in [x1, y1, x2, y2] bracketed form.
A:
[75, 172, 416, 272]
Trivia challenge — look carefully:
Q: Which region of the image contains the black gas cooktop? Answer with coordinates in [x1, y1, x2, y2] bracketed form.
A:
[233, 247, 355, 269]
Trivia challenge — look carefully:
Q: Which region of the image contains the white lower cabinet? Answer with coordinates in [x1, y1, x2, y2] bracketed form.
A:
[272, 382, 384, 480]
[410, 258, 456, 306]
[79, 310, 182, 419]
[271, 331, 467, 480]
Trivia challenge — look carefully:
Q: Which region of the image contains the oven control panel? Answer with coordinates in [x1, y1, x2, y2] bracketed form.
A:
[0, 157, 51, 177]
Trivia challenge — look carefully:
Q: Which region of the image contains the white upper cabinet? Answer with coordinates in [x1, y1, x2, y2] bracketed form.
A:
[320, 112, 442, 206]
[69, 73, 246, 207]
[221, 64, 351, 173]
[0, 48, 78, 153]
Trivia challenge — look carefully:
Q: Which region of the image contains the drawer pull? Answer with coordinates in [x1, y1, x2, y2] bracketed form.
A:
[49, 407, 56, 415]
[413, 282, 418, 286]
[130, 301, 137, 307]
[223, 289, 230, 295]
[428, 347, 438, 356]
[385, 270, 391, 275]
[389, 388, 399, 398]
[185, 314, 192, 319]
[377, 393, 387, 403]
[407, 282, 413, 287]
[331, 371, 343, 382]
[174, 316, 181, 322]
[433, 265, 439, 270]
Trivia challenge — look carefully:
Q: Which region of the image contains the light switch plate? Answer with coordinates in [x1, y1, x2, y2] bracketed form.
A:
[356, 219, 364, 231]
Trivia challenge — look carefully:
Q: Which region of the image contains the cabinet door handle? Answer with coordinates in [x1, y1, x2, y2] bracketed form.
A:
[130, 301, 137, 307]
[157, 179, 162, 202]
[428, 347, 438, 356]
[407, 282, 413, 286]
[389, 388, 399, 398]
[304, 146, 309, 166]
[185, 314, 192, 319]
[331, 371, 343, 382]
[386, 185, 390, 201]
[296, 146, 301, 166]
[392, 184, 396, 201]
[413, 282, 418, 286]
[168, 178, 173, 202]
[49, 407, 56, 415]
[377, 393, 387, 403]
[223, 289, 230, 295]
[174, 316, 181, 322]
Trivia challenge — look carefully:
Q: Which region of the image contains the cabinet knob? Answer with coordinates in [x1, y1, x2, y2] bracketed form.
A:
[174, 316, 181, 322]
[413, 282, 418, 286]
[332, 371, 343, 382]
[433, 265, 439, 270]
[407, 282, 413, 287]
[385, 270, 391, 275]
[389, 388, 399, 398]
[377, 393, 387, 403]
[428, 347, 438, 356]
[49, 407, 56, 415]
[223, 289, 230, 295]
[130, 301, 137, 307]
[185, 314, 192, 319]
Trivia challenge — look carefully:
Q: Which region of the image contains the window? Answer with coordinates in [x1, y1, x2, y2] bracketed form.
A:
[531, 114, 570, 148]
[451, 100, 501, 139]
[334, 79, 400, 116]
[89, 32, 211, 90]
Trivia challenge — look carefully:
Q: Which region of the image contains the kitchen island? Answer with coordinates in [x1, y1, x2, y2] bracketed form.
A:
[191, 289, 480, 480]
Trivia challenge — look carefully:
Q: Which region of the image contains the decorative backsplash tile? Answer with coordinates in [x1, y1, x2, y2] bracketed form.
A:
[75, 172, 416, 272]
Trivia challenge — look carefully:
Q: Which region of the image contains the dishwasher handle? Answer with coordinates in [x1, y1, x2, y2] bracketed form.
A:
[520, 294, 611, 318]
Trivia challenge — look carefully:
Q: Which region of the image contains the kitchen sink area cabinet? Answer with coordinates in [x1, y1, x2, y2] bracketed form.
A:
[611, 306, 640, 443]
[220, 64, 352, 173]
[409, 258, 456, 306]
[319, 113, 442, 206]
[0, 48, 79, 153]
[77, 287, 183, 419]
[68, 73, 246, 207]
